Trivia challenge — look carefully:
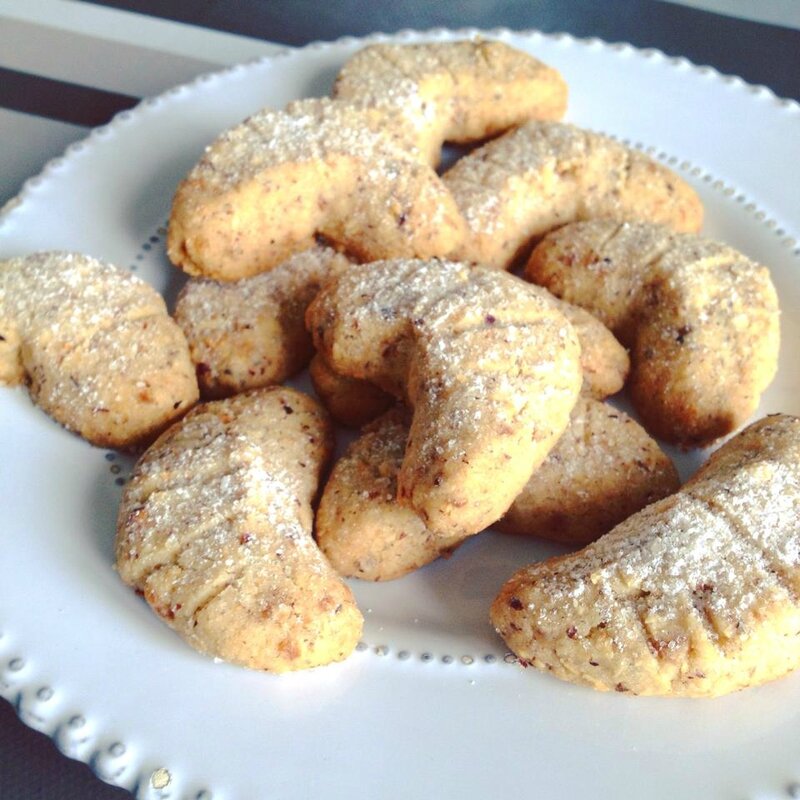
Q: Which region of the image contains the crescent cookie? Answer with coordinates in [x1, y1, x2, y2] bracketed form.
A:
[491, 414, 800, 697]
[496, 397, 679, 544]
[309, 291, 627, 429]
[309, 296, 627, 430]
[0, 252, 198, 448]
[316, 407, 464, 581]
[317, 398, 677, 580]
[115, 387, 363, 672]
[443, 121, 703, 269]
[333, 39, 568, 166]
[525, 220, 780, 446]
[306, 258, 583, 538]
[167, 97, 466, 281]
[174, 245, 352, 399]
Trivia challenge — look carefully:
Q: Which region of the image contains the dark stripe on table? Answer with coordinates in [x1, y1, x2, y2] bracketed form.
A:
[85, 0, 800, 101]
[0, 67, 139, 126]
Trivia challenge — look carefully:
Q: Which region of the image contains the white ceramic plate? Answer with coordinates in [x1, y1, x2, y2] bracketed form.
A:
[1, 29, 799, 800]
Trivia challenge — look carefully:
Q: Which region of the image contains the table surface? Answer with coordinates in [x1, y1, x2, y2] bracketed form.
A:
[1, 1, 799, 798]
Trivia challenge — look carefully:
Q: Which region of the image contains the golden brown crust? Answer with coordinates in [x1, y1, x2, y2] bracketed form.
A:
[316, 407, 464, 580]
[525, 220, 780, 446]
[0, 252, 198, 448]
[443, 121, 703, 269]
[174, 245, 352, 398]
[167, 98, 466, 281]
[317, 398, 676, 579]
[491, 414, 800, 697]
[333, 39, 567, 165]
[115, 387, 363, 672]
[496, 397, 679, 544]
[554, 300, 629, 399]
[308, 353, 393, 428]
[306, 258, 582, 538]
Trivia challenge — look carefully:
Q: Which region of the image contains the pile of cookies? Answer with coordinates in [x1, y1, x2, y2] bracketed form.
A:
[1, 39, 796, 697]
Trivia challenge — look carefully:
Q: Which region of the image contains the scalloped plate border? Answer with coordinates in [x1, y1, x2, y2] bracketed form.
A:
[1, 27, 800, 800]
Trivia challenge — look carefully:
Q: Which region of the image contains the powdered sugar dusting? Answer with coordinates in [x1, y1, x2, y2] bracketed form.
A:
[187, 97, 426, 194]
[0, 251, 197, 446]
[307, 258, 582, 536]
[444, 121, 702, 268]
[0, 252, 164, 364]
[117, 389, 334, 615]
[494, 415, 800, 696]
[333, 40, 566, 164]
[168, 95, 465, 280]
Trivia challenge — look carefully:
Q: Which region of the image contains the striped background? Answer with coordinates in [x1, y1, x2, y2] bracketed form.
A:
[2, 0, 800, 206]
